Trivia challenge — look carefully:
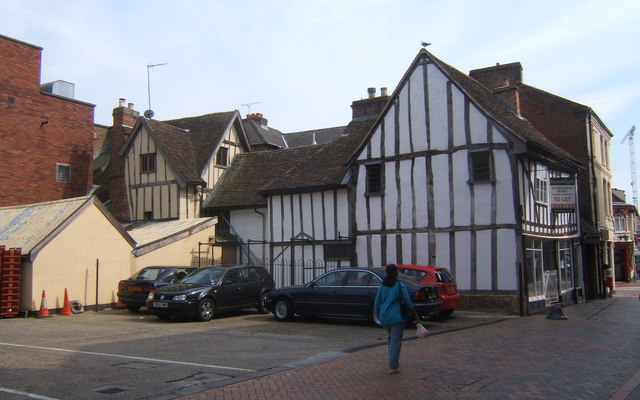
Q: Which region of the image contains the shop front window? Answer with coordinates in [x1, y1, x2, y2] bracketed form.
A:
[558, 241, 574, 291]
[525, 239, 544, 299]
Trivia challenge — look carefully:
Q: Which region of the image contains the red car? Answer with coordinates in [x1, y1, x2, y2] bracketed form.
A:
[395, 265, 461, 318]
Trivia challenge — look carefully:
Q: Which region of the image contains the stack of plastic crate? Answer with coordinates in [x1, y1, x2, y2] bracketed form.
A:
[0, 246, 21, 318]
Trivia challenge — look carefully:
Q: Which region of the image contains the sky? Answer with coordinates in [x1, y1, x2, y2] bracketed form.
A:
[2, 0, 639, 199]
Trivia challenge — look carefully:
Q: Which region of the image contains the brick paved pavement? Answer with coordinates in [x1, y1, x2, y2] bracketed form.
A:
[175, 283, 640, 400]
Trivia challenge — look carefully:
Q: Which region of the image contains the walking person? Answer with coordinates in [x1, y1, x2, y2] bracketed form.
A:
[373, 263, 421, 374]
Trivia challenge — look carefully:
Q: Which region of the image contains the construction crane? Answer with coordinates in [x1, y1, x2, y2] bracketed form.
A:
[620, 125, 638, 208]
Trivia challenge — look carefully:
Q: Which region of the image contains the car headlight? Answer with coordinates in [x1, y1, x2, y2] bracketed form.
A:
[147, 291, 155, 299]
[173, 294, 187, 301]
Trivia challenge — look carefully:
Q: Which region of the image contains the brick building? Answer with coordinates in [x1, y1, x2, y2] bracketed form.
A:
[0, 34, 95, 207]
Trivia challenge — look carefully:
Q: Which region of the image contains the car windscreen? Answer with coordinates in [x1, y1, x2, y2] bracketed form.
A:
[130, 268, 169, 280]
[181, 268, 225, 285]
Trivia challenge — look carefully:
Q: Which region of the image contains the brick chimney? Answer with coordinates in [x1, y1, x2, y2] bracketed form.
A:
[351, 87, 390, 119]
[246, 113, 268, 128]
[469, 62, 523, 115]
[107, 98, 139, 222]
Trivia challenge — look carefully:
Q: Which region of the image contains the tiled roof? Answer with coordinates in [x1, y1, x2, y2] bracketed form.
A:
[163, 111, 242, 174]
[203, 117, 376, 209]
[282, 126, 346, 148]
[145, 119, 203, 183]
[426, 50, 581, 170]
[243, 119, 287, 149]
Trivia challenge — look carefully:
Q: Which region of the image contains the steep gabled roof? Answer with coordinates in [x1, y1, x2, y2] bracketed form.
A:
[120, 111, 250, 185]
[163, 111, 250, 172]
[350, 49, 582, 172]
[203, 117, 377, 209]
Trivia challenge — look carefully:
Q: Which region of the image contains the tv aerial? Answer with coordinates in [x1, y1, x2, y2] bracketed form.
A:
[241, 102, 262, 115]
[145, 62, 167, 119]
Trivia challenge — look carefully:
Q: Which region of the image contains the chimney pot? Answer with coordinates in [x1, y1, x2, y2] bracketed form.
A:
[381, 87, 388, 96]
[128, 102, 135, 109]
[119, 98, 126, 107]
[367, 87, 376, 98]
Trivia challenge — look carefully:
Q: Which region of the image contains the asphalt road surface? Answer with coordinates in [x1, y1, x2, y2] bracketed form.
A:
[0, 307, 506, 400]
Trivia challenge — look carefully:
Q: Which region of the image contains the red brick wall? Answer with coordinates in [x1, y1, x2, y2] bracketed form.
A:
[0, 35, 95, 207]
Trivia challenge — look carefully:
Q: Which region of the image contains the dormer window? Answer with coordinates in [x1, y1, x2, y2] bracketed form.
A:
[140, 153, 156, 173]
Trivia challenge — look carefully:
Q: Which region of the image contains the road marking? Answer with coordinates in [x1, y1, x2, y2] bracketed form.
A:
[0, 387, 61, 400]
[0, 342, 254, 373]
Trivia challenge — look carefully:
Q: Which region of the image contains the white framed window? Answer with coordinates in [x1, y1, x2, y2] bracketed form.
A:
[534, 167, 548, 204]
[56, 163, 71, 182]
[614, 213, 627, 232]
[525, 238, 544, 299]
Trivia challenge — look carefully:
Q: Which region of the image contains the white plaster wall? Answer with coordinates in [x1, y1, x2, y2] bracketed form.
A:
[453, 151, 471, 226]
[231, 208, 268, 259]
[454, 230, 471, 289]
[414, 157, 429, 227]
[427, 63, 449, 150]
[399, 160, 414, 229]
[409, 67, 428, 152]
[475, 230, 493, 290]
[432, 154, 450, 228]
[494, 150, 516, 224]
[451, 86, 467, 147]
[497, 229, 518, 290]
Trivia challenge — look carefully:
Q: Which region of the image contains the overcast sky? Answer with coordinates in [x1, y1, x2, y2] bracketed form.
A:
[2, 1, 639, 199]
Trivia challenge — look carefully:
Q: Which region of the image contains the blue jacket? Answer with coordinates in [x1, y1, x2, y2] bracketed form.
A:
[373, 281, 414, 325]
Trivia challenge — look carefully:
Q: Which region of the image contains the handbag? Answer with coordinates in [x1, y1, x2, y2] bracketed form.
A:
[415, 323, 429, 338]
[398, 283, 412, 319]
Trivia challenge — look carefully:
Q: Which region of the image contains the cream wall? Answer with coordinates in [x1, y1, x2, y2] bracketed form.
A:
[24, 204, 134, 312]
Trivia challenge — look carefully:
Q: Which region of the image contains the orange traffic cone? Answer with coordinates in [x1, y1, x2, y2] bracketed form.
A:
[61, 288, 72, 316]
[37, 290, 51, 318]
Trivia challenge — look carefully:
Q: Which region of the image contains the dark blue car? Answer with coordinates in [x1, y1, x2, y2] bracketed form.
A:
[264, 267, 442, 326]
[146, 265, 275, 322]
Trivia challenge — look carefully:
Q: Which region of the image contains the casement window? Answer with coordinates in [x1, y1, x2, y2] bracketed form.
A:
[56, 163, 71, 182]
[534, 167, 548, 204]
[365, 163, 383, 195]
[140, 153, 156, 173]
[469, 150, 492, 182]
[614, 213, 627, 232]
[216, 147, 229, 167]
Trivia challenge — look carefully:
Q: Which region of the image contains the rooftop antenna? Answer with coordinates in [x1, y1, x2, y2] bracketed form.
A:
[241, 102, 262, 115]
[145, 63, 167, 119]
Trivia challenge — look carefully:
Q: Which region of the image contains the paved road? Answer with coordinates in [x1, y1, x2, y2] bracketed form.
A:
[175, 283, 640, 400]
[0, 304, 506, 400]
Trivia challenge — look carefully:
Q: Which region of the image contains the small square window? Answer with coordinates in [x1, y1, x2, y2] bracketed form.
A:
[366, 163, 383, 194]
[216, 147, 229, 167]
[469, 151, 492, 182]
[56, 163, 71, 182]
[140, 153, 156, 173]
[143, 211, 153, 220]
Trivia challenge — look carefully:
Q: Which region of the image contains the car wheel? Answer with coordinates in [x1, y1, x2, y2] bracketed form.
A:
[196, 298, 215, 322]
[438, 309, 454, 318]
[273, 298, 294, 321]
[126, 304, 140, 313]
[256, 292, 269, 314]
[369, 307, 383, 328]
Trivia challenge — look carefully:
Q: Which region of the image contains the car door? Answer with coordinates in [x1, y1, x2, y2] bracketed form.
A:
[217, 268, 244, 309]
[239, 267, 262, 305]
[294, 270, 347, 316]
[338, 271, 381, 317]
